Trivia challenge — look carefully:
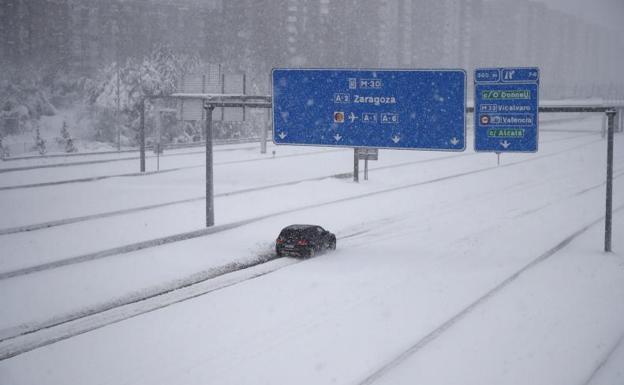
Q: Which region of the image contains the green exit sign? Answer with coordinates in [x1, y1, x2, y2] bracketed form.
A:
[481, 90, 531, 100]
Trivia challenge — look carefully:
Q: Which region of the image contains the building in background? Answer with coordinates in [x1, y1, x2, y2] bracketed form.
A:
[0, 0, 622, 99]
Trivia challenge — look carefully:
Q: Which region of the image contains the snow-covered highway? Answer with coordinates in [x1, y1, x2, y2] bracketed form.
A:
[0, 115, 623, 385]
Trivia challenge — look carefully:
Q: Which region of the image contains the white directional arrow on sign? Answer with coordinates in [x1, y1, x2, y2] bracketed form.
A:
[391, 135, 401, 144]
[278, 132, 287, 140]
[500, 140, 511, 149]
[450, 137, 459, 146]
[334, 133, 343, 142]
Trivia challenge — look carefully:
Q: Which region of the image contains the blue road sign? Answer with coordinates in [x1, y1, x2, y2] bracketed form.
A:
[474, 67, 539, 152]
[272, 69, 466, 151]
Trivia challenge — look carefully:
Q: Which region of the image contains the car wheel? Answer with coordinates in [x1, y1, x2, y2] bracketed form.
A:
[329, 240, 336, 250]
[276, 248, 282, 257]
[308, 247, 316, 258]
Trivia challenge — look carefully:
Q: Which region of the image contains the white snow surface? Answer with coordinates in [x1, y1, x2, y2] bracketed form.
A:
[0, 115, 623, 385]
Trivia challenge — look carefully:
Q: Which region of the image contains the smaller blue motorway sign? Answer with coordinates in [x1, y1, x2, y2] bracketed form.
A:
[272, 69, 466, 151]
[474, 67, 539, 152]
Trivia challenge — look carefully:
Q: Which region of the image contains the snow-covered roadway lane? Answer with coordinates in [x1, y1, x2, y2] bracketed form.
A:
[0, 126, 623, 385]
[0, 131, 615, 337]
[0, 131, 599, 277]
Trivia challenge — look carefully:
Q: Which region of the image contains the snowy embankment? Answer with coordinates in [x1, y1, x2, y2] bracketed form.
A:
[0, 115, 622, 384]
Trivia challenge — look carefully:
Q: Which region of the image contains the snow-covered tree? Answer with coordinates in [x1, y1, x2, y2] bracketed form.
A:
[32, 127, 46, 155]
[60, 120, 70, 140]
[0, 68, 56, 126]
[86, 45, 199, 145]
[58, 120, 77, 153]
[0, 136, 9, 159]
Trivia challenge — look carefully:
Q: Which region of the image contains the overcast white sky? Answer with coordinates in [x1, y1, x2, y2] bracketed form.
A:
[538, 0, 624, 33]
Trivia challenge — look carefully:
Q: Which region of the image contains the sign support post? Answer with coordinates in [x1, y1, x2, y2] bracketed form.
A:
[204, 102, 215, 227]
[605, 109, 615, 252]
[356, 148, 379, 180]
[353, 148, 359, 183]
[262, 76, 270, 154]
[530, 104, 620, 251]
[158, 92, 272, 228]
[261, 122, 268, 154]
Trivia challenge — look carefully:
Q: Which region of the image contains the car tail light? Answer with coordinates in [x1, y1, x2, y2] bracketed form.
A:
[297, 239, 308, 245]
[276, 238, 284, 244]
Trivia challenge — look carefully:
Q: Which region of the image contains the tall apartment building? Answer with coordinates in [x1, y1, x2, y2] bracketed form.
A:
[378, 0, 479, 69]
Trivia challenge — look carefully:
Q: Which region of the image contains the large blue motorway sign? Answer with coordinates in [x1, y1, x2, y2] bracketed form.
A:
[474, 67, 539, 152]
[272, 69, 466, 151]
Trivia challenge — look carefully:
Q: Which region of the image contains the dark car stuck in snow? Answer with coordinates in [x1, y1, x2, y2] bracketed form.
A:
[275, 225, 336, 258]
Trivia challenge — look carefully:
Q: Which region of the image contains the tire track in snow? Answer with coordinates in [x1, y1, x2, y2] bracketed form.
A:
[0, 147, 344, 190]
[0, 132, 595, 236]
[1, 203, 621, 364]
[0, 166, 185, 192]
[0, 151, 468, 236]
[0, 154, 147, 174]
[0, 158, 620, 360]
[0, 147, 228, 174]
[0, 253, 289, 351]
[0, 129, 591, 190]
[0, 225, 371, 360]
[582, 333, 624, 385]
[514, 169, 624, 218]
[0, 139, 266, 172]
[357, 205, 624, 385]
[0, 137, 270, 164]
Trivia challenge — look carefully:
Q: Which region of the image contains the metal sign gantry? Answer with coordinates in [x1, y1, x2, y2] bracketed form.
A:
[143, 94, 271, 227]
[468, 103, 617, 252]
[139, 91, 619, 253]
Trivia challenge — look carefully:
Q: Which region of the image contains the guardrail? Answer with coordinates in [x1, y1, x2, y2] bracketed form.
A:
[0, 136, 270, 162]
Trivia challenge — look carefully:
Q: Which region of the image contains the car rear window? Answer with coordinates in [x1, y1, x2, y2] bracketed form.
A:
[280, 227, 317, 238]
[280, 229, 303, 238]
